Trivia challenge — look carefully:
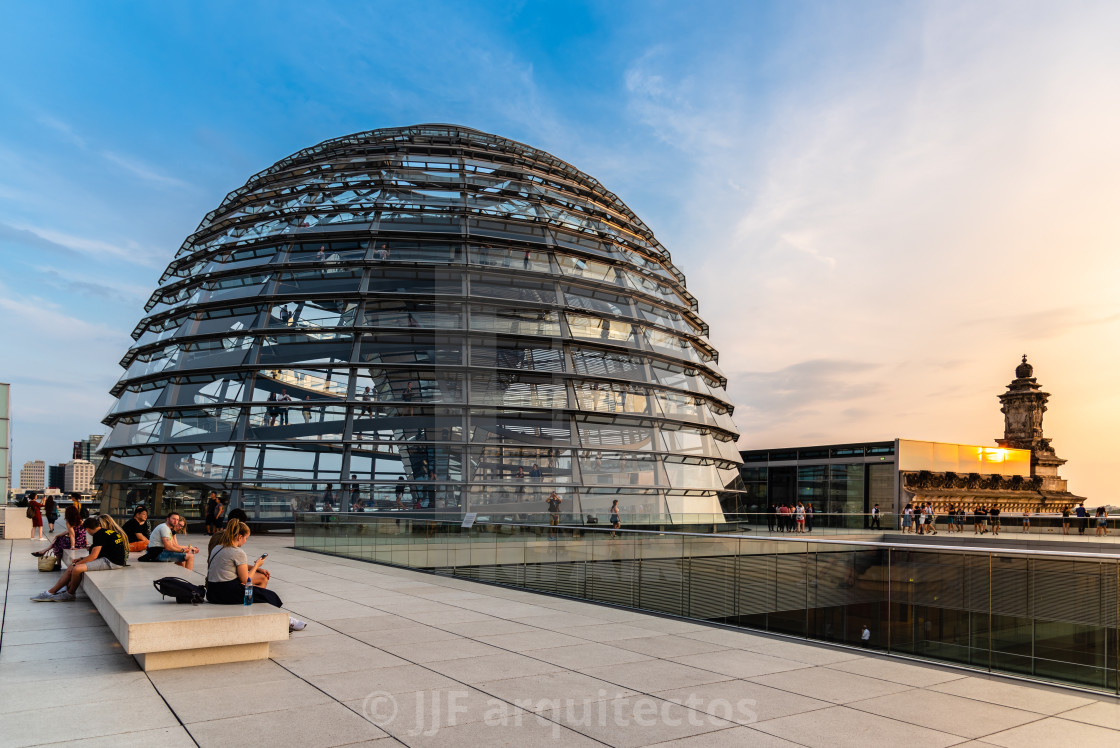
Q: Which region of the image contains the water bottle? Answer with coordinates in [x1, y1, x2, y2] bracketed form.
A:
[243, 579, 254, 606]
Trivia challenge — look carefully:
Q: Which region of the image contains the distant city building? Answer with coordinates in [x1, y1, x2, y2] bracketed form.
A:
[740, 439, 1031, 523]
[48, 463, 67, 490]
[20, 459, 46, 492]
[0, 383, 8, 500]
[73, 434, 105, 472]
[741, 356, 1083, 520]
[65, 459, 95, 493]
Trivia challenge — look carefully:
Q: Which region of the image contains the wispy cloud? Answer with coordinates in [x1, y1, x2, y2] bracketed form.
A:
[33, 112, 193, 191]
[101, 150, 192, 189]
[732, 359, 884, 423]
[0, 221, 165, 267]
[34, 266, 150, 301]
[36, 114, 87, 148]
[0, 221, 82, 258]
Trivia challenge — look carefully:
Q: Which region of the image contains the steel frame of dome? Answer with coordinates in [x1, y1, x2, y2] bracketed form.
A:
[97, 124, 743, 523]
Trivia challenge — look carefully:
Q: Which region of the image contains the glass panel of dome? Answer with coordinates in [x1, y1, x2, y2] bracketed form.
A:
[660, 426, 721, 457]
[380, 211, 458, 230]
[469, 273, 556, 304]
[574, 382, 655, 417]
[581, 451, 664, 486]
[555, 254, 615, 283]
[467, 217, 549, 241]
[468, 245, 549, 272]
[357, 333, 462, 366]
[242, 444, 342, 480]
[361, 300, 463, 329]
[110, 384, 166, 415]
[249, 404, 345, 436]
[353, 405, 464, 441]
[560, 285, 633, 317]
[576, 421, 657, 451]
[370, 241, 463, 264]
[664, 457, 726, 489]
[102, 412, 160, 448]
[570, 347, 648, 381]
[176, 338, 254, 372]
[469, 446, 571, 483]
[468, 374, 567, 409]
[270, 299, 357, 329]
[203, 272, 273, 302]
[566, 314, 637, 344]
[469, 412, 571, 445]
[157, 408, 242, 443]
[353, 370, 463, 404]
[275, 268, 362, 295]
[470, 340, 565, 372]
[202, 244, 284, 273]
[258, 333, 354, 366]
[366, 269, 461, 295]
[469, 306, 560, 336]
[152, 446, 237, 481]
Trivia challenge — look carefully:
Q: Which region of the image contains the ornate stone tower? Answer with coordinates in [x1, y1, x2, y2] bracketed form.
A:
[996, 355, 1070, 495]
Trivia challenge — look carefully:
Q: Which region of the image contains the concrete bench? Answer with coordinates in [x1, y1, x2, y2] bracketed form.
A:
[61, 548, 85, 568]
[80, 563, 289, 671]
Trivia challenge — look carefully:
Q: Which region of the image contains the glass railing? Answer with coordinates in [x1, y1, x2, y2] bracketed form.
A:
[282, 508, 1120, 543]
[294, 515, 1120, 694]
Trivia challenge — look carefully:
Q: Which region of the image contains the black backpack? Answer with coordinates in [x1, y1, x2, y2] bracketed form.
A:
[153, 577, 206, 605]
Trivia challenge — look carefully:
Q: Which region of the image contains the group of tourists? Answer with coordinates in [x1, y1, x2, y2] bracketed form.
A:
[901, 503, 942, 535]
[1061, 503, 1110, 536]
[900, 502, 1109, 536]
[30, 505, 306, 631]
[767, 502, 814, 533]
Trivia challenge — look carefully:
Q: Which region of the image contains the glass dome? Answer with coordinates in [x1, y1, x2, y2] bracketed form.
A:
[97, 124, 742, 523]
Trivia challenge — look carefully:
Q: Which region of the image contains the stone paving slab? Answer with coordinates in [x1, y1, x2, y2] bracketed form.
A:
[4, 535, 1120, 748]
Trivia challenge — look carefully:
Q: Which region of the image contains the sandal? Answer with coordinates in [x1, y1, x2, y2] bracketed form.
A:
[31, 551, 46, 557]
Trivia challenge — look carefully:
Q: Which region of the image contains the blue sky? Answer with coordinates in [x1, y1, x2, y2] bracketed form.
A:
[3, 1, 1119, 502]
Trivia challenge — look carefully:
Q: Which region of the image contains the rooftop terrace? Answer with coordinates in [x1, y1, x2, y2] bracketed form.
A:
[3, 535, 1120, 747]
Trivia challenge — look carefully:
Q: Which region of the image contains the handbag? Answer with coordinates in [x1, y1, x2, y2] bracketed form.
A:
[38, 554, 59, 572]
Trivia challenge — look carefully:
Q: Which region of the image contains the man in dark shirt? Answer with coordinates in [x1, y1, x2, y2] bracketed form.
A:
[1076, 503, 1088, 534]
[123, 505, 151, 552]
[32, 517, 126, 602]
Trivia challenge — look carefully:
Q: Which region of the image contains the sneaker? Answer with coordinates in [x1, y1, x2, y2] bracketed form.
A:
[289, 617, 307, 632]
[30, 590, 54, 602]
[50, 591, 76, 602]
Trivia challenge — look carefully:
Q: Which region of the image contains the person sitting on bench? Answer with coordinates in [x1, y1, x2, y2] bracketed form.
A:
[31, 516, 127, 602]
[137, 511, 197, 570]
[205, 519, 305, 631]
[122, 505, 151, 553]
